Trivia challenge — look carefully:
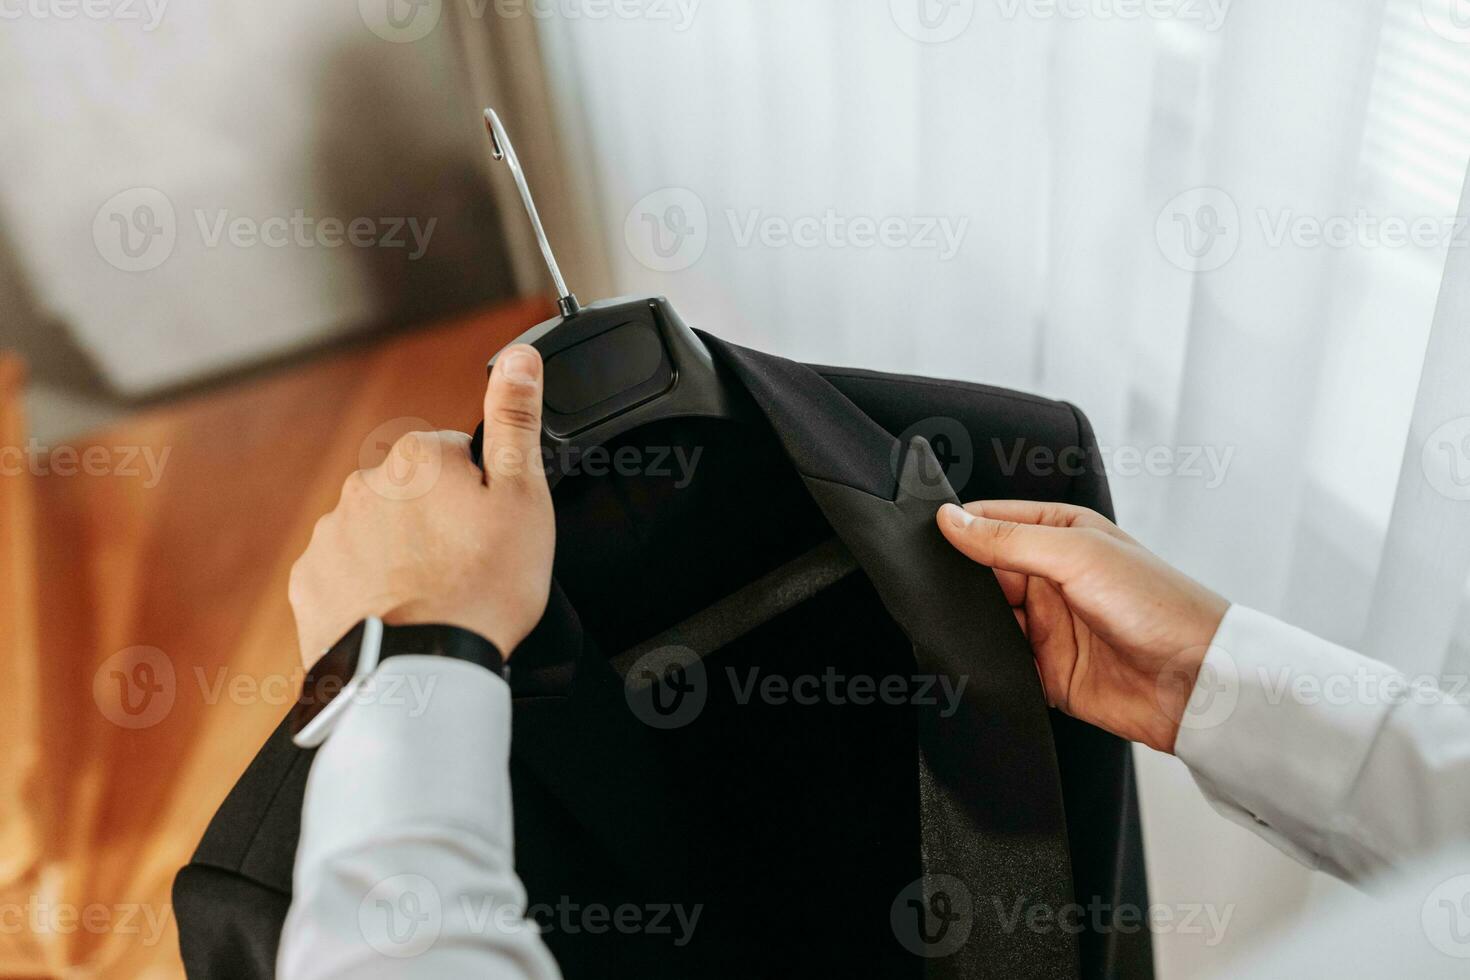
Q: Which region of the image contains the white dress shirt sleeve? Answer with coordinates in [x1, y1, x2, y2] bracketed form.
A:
[1175, 604, 1470, 885]
[277, 656, 561, 980]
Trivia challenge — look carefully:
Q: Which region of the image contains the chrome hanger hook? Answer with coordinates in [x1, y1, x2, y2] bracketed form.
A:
[483, 107, 580, 318]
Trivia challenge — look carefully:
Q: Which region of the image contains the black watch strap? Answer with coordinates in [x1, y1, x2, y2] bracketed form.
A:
[289, 619, 506, 744]
[377, 622, 507, 673]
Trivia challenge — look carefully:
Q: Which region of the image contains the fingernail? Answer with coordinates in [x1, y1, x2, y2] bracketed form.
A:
[500, 348, 540, 387]
[940, 503, 973, 528]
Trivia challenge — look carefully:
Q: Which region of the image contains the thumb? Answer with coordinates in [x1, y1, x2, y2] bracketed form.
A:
[936, 501, 1089, 583]
[483, 344, 548, 494]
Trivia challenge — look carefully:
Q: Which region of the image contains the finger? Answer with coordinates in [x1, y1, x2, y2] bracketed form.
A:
[428, 429, 479, 477]
[1026, 576, 1076, 710]
[359, 432, 449, 501]
[483, 345, 548, 494]
[435, 429, 472, 454]
[995, 567, 1028, 607]
[937, 502, 1098, 582]
[961, 499, 1128, 539]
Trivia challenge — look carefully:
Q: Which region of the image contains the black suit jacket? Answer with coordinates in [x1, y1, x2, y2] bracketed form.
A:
[173, 335, 1152, 979]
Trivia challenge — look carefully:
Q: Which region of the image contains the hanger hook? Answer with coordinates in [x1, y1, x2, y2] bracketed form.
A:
[483, 107, 580, 317]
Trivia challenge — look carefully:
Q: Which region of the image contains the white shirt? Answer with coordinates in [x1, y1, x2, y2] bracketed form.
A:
[1177, 604, 1470, 885]
[277, 656, 560, 980]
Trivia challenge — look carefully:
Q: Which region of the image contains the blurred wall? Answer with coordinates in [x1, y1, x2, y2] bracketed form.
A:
[0, 0, 522, 409]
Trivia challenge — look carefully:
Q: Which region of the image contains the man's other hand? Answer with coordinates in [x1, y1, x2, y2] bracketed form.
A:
[937, 500, 1229, 754]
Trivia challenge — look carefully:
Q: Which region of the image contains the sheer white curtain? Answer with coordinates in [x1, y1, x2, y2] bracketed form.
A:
[535, 1, 1470, 974]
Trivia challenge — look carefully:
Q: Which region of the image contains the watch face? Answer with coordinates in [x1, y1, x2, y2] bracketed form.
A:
[288, 620, 366, 738]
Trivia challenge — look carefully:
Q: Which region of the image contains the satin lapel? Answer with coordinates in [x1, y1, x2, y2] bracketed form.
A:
[704, 334, 1079, 979]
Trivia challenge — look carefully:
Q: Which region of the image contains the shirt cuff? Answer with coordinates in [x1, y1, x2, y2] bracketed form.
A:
[1174, 604, 1396, 876]
[294, 656, 514, 872]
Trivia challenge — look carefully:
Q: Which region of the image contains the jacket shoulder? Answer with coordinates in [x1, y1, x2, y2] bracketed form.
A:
[184, 716, 310, 888]
[811, 364, 1111, 515]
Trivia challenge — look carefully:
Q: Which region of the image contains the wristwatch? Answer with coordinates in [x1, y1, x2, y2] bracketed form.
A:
[289, 616, 507, 748]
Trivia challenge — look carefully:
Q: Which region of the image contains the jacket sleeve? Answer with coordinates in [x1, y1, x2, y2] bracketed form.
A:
[277, 656, 560, 980]
[1176, 604, 1470, 884]
[174, 864, 291, 978]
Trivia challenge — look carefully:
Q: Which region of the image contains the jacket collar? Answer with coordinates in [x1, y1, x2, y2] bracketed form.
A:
[697, 332, 903, 497]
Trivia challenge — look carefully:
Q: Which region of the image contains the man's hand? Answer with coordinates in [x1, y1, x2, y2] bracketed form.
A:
[936, 500, 1229, 754]
[289, 345, 554, 669]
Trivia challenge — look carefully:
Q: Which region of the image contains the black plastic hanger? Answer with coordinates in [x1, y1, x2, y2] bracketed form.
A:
[469, 109, 744, 473]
